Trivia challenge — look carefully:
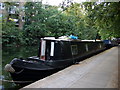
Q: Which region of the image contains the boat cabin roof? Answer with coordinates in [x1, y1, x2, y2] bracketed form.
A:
[42, 37, 102, 42]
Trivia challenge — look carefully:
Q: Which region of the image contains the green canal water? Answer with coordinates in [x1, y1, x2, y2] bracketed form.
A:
[1, 46, 39, 89]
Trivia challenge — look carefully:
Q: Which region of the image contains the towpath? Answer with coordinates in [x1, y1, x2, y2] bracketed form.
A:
[21, 46, 119, 89]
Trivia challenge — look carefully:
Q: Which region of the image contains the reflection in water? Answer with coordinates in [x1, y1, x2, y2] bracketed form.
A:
[2, 46, 38, 89]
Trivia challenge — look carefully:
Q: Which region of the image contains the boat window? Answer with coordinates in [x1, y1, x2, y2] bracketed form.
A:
[71, 45, 78, 55]
[99, 43, 102, 48]
[85, 44, 89, 52]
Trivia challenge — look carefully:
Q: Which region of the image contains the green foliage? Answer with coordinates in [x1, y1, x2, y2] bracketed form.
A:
[23, 2, 79, 45]
[64, 3, 98, 39]
[82, 2, 120, 39]
[2, 2, 120, 46]
[2, 18, 24, 46]
[23, 2, 99, 43]
[2, 20, 22, 46]
[2, 2, 25, 46]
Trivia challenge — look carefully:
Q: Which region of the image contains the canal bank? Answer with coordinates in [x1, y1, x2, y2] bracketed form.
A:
[21, 46, 118, 88]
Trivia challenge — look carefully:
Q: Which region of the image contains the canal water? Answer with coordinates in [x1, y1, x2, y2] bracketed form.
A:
[1, 46, 39, 89]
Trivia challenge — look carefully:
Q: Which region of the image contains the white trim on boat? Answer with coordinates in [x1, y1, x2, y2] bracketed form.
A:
[50, 42, 54, 56]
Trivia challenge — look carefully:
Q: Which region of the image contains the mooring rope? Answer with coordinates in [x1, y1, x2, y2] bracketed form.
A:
[0, 79, 33, 83]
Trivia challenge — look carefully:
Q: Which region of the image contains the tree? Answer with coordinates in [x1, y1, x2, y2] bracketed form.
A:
[23, 2, 77, 45]
[82, 2, 120, 39]
[2, 2, 23, 46]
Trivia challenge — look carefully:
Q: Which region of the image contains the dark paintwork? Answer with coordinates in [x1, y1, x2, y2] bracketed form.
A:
[8, 39, 106, 85]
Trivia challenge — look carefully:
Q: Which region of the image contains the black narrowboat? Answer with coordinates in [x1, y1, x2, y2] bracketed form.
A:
[4, 37, 106, 85]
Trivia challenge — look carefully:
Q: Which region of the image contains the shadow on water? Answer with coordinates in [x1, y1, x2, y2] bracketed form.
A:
[1, 46, 38, 89]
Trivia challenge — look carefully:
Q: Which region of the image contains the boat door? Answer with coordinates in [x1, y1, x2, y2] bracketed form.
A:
[40, 39, 46, 60]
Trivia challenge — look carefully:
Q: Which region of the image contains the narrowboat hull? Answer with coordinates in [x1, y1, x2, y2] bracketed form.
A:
[5, 39, 106, 85]
[10, 66, 61, 85]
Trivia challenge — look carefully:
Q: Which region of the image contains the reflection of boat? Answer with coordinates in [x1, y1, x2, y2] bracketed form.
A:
[5, 38, 106, 85]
